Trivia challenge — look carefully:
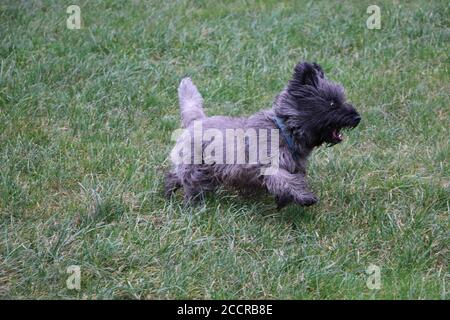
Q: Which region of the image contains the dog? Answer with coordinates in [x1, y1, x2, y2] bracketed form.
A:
[165, 61, 361, 208]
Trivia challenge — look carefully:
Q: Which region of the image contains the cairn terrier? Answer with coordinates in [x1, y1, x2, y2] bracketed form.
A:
[165, 61, 361, 208]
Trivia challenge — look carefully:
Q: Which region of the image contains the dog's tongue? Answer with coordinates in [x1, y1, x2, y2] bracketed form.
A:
[332, 129, 343, 141]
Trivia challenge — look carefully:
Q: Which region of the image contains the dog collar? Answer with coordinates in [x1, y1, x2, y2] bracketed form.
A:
[273, 116, 300, 161]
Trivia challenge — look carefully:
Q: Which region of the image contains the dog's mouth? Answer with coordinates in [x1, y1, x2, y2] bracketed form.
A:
[325, 125, 357, 146]
[325, 116, 361, 146]
[331, 128, 343, 142]
[324, 128, 344, 146]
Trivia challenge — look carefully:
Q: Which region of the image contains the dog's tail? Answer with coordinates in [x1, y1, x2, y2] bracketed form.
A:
[178, 77, 205, 128]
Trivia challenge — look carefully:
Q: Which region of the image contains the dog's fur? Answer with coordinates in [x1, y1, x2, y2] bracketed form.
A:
[165, 61, 361, 208]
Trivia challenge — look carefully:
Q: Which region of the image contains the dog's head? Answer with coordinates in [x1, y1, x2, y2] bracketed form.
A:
[276, 61, 361, 147]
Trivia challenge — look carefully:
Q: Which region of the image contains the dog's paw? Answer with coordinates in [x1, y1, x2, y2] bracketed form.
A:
[183, 192, 205, 207]
[275, 195, 292, 210]
[294, 192, 318, 207]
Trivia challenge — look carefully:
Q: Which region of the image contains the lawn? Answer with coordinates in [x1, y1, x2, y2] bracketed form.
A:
[0, 0, 448, 299]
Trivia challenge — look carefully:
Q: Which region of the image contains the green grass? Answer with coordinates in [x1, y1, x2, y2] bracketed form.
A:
[0, 0, 449, 299]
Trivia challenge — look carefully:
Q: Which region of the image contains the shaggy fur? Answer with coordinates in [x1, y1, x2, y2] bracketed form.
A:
[165, 61, 361, 208]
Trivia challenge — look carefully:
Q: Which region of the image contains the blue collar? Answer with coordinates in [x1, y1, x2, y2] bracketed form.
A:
[273, 116, 300, 161]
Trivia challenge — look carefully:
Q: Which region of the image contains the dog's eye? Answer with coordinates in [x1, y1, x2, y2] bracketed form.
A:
[330, 101, 339, 108]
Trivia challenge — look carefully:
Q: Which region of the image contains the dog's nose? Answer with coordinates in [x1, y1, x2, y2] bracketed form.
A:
[353, 115, 361, 124]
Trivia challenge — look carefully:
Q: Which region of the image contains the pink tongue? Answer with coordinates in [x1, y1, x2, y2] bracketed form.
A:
[333, 130, 343, 140]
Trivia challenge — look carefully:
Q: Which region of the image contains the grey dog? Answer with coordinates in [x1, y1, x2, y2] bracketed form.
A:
[165, 61, 361, 208]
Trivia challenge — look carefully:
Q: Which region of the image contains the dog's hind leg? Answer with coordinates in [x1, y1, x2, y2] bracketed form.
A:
[182, 185, 205, 206]
[164, 169, 182, 198]
[264, 169, 318, 208]
[180, 165, 216, 206]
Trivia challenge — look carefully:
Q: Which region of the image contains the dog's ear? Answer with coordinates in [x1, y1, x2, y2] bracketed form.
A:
[293, 62, 322, 87]
[312, 62, 325, 79]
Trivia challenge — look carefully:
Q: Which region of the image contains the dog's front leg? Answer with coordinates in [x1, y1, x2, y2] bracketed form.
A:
[264, 169, 318, 209]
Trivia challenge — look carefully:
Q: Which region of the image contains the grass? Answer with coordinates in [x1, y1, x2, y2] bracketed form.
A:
[0, 0, 448, 299]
